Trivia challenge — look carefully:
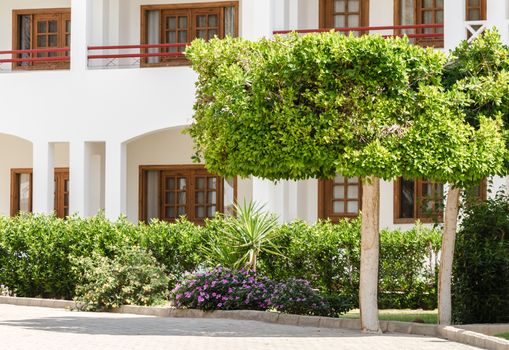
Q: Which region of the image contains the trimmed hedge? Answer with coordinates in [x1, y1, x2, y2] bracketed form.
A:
[0, 214, 441, 309]
[453, 194, 509, 324]
[261, 220, 441, 309]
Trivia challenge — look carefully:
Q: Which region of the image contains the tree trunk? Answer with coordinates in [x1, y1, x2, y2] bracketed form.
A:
[438, 186, 461, 325]
[359, 176, 381, 333]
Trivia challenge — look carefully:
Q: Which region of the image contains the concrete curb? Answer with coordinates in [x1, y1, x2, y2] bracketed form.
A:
[1, 296, 508, 350]
[0, 296, 75, 309]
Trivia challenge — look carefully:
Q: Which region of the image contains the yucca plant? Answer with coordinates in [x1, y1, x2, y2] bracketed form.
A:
[203, 202, 281, 271]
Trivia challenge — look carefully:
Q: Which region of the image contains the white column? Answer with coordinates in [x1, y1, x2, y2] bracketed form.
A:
[444, 0, 465, 50]
[288, 0, 300, 30]
[71, 0, 91, 70]
[241, 0, 274, 40]
[32, 142, 54, 214]
[287, 180, 299, 221]
[69, 141, 86, 216]
[105, 142, 126, 220]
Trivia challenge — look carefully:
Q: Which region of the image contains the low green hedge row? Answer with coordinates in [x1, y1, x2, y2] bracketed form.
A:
[0, 214, 441, 309]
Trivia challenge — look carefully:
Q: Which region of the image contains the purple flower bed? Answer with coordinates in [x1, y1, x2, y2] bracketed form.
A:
[170, 268, 353, 316]
[171, 268, 274, 311]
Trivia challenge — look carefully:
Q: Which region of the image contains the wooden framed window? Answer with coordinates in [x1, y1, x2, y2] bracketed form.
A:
[319, 175, 362, 222]
[394, 177, 444, 223]
[10, 169, 33, 216]
[466, 0, 487, 39]
[466, 0, 486, 20]
[10, 168, 69, 218]
[12, 8, 71, 70]
[319, 0, 369, 32]
[141, 2, 238, 67]
[463, 178, 488, 205]
[54, 168, 70, 218]
[139, 165, 237, 224]
[394, 0, 444, 48]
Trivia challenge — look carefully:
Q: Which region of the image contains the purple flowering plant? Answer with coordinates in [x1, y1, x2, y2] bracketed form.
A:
[170, 267, 274, 311]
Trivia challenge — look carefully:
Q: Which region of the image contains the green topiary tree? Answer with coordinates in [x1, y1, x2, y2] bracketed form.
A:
[437, 30, 509, 325]
[185, 32, 505, 332]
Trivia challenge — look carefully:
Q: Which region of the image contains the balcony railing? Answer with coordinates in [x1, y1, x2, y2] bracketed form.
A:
[0, 48, 70, 72]
[465, 20, 487, 42]
[87, 43, 187, 69]
[274, 24, 444, 47]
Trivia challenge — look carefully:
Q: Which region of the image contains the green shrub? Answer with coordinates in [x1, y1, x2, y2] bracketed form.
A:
[0, 213, 441, 310]
[72, 245, 169, 311]
[271, 278, 352, 317]
[260, 219, 441, 310]
[260, 219, 361, 300]
[453, 193, 509, 324]
[202, 203, 280, 270]
[379, 224, 441, 310]
[138, 219, 204, 288]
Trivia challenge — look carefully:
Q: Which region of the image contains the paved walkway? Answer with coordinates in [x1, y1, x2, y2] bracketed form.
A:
[0, 304, 479, 350]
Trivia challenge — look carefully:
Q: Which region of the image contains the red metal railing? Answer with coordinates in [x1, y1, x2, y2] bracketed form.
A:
[85, 24, 443, 68]
[87, 43, 186, 62]
[273, 23, 444, 40]
[0, 47, 70, 65]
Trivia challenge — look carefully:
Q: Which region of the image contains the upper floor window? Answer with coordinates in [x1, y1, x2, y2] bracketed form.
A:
[319, 0, 369, 31]
[466, 0, 487, 39]
[466, 0, 486, 20]
[394, 177, 444, 223]
[319, 175, 362, 222]
[140, 165, 236, 224]
[141, 2, 238, 66]
[395, 0, 444, 48]
[13, 9, 71, 70]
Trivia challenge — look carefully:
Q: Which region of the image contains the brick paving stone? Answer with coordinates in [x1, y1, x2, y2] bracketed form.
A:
[0, 304, 480, 350]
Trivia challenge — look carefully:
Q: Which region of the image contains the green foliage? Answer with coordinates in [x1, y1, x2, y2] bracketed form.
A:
[379, 224, 442, 310]
[452, 194, 509, 324]
[138, 218, 205, 287]
[186, 32, 505, 186]
[0, 214, 441, 310]
[260, 219, 361, 299]
[202, 202, 280, 270]
[260, 220, 441, 309]
[271, 278, 352, 317]
[496, 333, 509, 340]
[0, 214, 203, 299]
[73, 245, 169, 311]
[445, 30, 509, 172]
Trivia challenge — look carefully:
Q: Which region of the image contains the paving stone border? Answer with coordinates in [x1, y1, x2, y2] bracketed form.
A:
[1, 296, 508, 350]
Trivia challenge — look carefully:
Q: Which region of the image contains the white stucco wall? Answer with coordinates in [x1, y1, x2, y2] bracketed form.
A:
[0, 0, 507, 225]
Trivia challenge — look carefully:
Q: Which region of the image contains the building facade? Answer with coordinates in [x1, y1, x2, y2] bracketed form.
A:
[0, 0, 507, 229]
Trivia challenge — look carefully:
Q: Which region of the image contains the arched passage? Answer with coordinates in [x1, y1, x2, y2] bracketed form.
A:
[0, 133, 33, 216]
[124, 126, 252, 222]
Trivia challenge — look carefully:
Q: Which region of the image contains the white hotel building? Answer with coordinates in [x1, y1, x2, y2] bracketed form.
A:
[0, 0, 507, 228]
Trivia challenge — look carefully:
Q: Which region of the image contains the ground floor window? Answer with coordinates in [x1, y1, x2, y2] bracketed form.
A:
[10, 167, 69, 218]
[319, 175, 362, 222]
[139, 165, 236, 224]
[10, 169, 33, 216]
[394, 177, 444, 223]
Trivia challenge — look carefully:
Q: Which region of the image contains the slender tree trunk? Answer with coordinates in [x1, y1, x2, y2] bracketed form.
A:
[438, 186, 461, 325]
[359, 176, 381, 333]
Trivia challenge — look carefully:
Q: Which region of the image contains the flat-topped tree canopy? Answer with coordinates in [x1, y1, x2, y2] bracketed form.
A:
[444, 30, 509, 171]
[186, 32, 506, 185]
